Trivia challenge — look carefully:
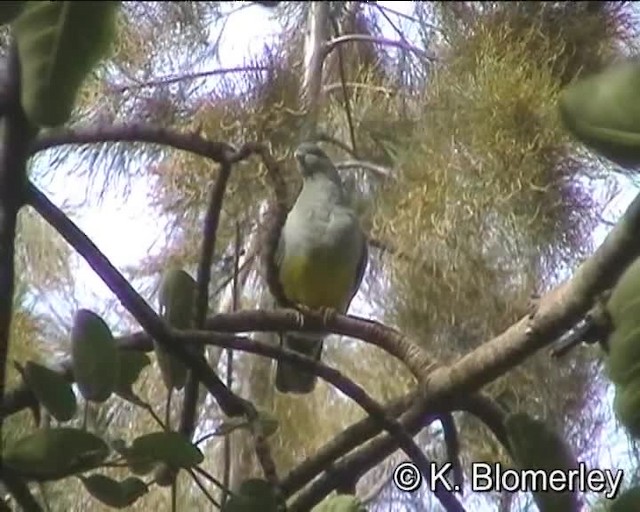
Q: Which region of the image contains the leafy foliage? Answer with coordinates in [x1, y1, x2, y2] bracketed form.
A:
[13, 1, 120, 126]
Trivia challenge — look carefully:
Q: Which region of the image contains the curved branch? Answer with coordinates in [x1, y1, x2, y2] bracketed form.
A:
[30, 124, 238, 162]
[173, 330, 464, 512]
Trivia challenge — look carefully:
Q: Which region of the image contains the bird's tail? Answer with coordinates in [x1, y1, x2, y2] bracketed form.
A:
[276, 332, 324, 394]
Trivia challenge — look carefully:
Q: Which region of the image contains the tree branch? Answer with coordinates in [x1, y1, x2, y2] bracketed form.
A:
[0, 41, 35, 484]
[112, 65, 271, 93]
[180, 160, 234, 439]
[30, 124, 238, 162]
[25, 182, 252, 418]
[174, 330, 464, 512]
[323, 34, 438, 62]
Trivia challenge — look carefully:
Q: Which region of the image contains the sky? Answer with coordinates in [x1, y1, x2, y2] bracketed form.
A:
[32, 2, 640, 510]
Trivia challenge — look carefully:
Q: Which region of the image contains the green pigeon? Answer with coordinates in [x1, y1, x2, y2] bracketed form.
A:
[274, 142, 368, 394]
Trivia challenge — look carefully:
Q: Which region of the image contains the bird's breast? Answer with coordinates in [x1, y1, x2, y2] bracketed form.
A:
[279, 205, 363, 311]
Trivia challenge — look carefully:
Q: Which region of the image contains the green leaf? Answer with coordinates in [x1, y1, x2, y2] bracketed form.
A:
[71, 309, 119, 403]
[110, 439, 155, 476]
[12, 1, 120, 127]
[81, 474, 148, 509]
[613, 384, 640, 439]
[4, 427, 109, 481]
[154, 268, 197, 391]
[115, 350, 150, 399]
[0, 2, 25, 24]
[311, 495, 368, 512]
[559, 60, 640, 168]
[128, 431, 204, 469]
[612, 486, 640, 512]
[23, 361, 76, 422]
[223, 479, 283, 512]
[505, 413, 579, 512]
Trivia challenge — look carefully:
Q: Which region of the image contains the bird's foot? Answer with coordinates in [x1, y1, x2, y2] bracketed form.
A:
[318, 306, 339, 327]
[292, 303, 312, 330]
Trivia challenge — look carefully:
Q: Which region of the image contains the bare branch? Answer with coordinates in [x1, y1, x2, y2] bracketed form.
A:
[112, 65, 271, 93]
[30, 124, 238, 162]
[323, 34, 438, 62]
[336, 159, 395, 180]
[180, 160, 234, 440]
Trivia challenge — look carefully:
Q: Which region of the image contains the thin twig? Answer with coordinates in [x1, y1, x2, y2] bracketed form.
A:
[187, 468, 222, 509]
[329, 15, 358, 157]
[179, 160, 234, 440]
[323, 34, 438, 62]
[31, 124, 238, 162]
[221, 223, 241, 507]
[112, 65, 270, 93]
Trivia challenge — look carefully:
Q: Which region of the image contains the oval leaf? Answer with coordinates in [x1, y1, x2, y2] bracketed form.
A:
[505, 413, 579, 512]
[158, 268, 197, 329]
[71, 309, 119, 403]
[115, 350, 150, 397]
[612, 486, 640, 512]
[13, 1, 120, 127]
[154, 268, 196, 390]
[311, 495, 368, 512]
[4, 427, 109, 481]
[223, 479, 282, 512]
[153, 463, 176, 487]
[110, 439, 155, 476]
[81, 474, 148, 509]
[24, 361, 76, 422]
[129, 431, 203, 469]
[559, 60, 640, 168]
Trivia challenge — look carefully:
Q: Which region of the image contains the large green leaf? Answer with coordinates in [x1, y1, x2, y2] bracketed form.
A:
[559, 60, 640, 168]
[128, 431, 204, 469]
[154, 268, 197, 390]
[505, 413, 579, 512]
[4, 427, 109, 481]
[0, 2, 25, 24]
[12, 1, 120, 127]
[81, 474, 148, 509]
[612, 487, 640, 512]
[114, 350, 150, 404]
[23, 361, 76, 422]
[222, 479, 282, 512]
[71, 309, 119, 403]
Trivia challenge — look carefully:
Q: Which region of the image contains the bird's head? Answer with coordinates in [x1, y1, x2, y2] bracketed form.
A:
[294, 142, 341, 182]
